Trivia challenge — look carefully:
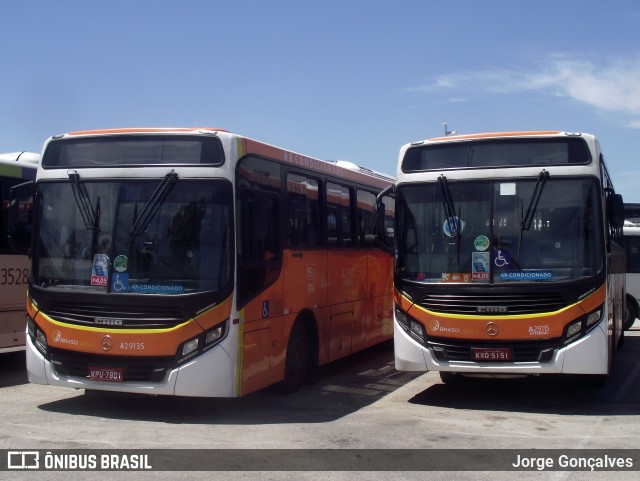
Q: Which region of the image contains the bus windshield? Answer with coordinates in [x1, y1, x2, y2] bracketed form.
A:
[35, 178, 232, 294]
[395, 177, 604, 284]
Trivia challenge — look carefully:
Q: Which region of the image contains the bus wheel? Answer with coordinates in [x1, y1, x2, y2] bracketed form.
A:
[278, 320, 309, 394]
[623, 296, 637, 331]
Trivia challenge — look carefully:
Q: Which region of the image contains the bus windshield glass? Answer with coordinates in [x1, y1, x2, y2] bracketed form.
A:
[395, 177, 604, 284]
[35, 179, 232, 294]
[42, 135, 225, 168]
[402, 137, 591, 172]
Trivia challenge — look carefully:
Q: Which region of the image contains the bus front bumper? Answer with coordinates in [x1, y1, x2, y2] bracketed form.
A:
[25, 333, 237, 397]
[394, 320, 609, 375]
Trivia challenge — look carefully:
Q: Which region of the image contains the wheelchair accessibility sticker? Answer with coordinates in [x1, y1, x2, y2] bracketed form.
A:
[494, 249, 510, 267]
[111, 273, 129, 292]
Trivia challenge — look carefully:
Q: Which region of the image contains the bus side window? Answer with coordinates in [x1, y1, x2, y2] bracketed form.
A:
[626, 236, 640, 273]
[326, 182, 354, 248]
[357, 190, 376, 248]
[237, 189, 281, 306]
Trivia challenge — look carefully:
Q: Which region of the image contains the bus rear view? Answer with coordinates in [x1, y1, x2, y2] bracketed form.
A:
[391, 131, 625, 386]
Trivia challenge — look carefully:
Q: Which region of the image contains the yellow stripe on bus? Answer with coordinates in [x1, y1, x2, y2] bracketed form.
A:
[235, 308, 245, 396]
[36, 310, 192, 335]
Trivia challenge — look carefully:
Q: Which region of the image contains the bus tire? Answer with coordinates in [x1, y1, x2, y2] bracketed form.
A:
[278, 320, 309, 394]
[439, 371, 463, 384]
[623, 296, 637, 331]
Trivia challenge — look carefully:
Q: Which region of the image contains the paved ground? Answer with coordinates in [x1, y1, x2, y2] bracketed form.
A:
[1, 322, 639, 480]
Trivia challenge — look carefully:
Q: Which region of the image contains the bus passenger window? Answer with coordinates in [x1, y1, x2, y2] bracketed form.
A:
[287, 173, 321, 248]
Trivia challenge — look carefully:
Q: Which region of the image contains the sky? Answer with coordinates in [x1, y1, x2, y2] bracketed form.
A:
[3, 1, 640, 200]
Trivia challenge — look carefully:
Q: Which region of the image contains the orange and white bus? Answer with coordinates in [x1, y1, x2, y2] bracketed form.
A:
[385, 131, 625, 386]
[0, 152, 38, 353]
[9, 128, 394, 396]
[622, 204, 640, 330]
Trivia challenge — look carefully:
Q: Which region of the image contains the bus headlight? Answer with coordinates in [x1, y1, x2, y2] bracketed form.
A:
[395, 306, 425, 344]
[565, 321, 582, 342]
[395, 306, 410, 329]
[410, 320, 425, 343]
[176, 320, 228, 364]
[27, 317, 48, 356]
[586, 309, 602, 327]
[181, 338, 199, 357]
[563, 306, 603, 345]
[205, 325, 224, 345]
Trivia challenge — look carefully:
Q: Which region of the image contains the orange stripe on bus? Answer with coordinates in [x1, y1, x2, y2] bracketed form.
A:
[397, 284, 606, 341]
[30, 295, 233, 357]
[428, 130, 562, 142]
[67, 127, 228, 136]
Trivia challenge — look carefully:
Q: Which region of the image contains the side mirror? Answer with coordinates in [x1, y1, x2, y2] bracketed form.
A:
[609, 193, 625, 229]
[8, 180, 35, 256]
[375, 185, 395, 254]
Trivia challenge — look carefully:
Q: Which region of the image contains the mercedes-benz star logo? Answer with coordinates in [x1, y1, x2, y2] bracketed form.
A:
[100, 335, 113, 351]
[485, 322, 499, 336]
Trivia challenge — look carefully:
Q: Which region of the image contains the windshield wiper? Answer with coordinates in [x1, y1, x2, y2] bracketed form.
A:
[129, 170, 179, 238]
[68, 171, 97, 230]
[438, 175, 460, 236]
[518, 169, 549, 258]
[520, 169, 549, 231]
[438, 175, 461, 261]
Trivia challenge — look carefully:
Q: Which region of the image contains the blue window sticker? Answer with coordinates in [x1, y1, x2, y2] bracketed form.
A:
[494, 249, 511, 268]
[111, 273, 129, 292]
[129, 283, 185, 294]
[262, 300, 270, 319]
[499, 271, 554, 281]
[443, 216, 464, 237]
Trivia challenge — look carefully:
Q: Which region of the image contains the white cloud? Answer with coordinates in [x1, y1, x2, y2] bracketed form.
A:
[410, 53, 640, 115]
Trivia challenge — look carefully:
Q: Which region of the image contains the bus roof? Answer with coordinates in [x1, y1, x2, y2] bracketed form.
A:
[0, 151, 40, 164]
[47, 128, 395, 185]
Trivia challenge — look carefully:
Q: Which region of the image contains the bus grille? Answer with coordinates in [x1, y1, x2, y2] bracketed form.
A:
[428, 339, 560, 363]
[419, 292, 568, 315]
[49, 348, 174, 383]
[45, 302, 186, 329]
